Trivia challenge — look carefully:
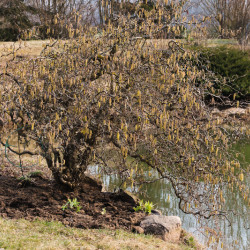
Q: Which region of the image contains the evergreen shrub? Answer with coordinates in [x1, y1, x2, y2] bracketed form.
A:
[195, 46, 250, 99]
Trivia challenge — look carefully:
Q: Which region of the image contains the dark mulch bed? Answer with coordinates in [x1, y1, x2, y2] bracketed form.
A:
[0, 168, 145, 230]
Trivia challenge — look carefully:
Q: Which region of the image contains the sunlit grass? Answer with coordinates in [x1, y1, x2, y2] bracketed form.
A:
[0, 217, 195, 250]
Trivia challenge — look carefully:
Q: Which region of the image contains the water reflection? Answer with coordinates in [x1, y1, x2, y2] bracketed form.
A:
[89, 142, 250, 249]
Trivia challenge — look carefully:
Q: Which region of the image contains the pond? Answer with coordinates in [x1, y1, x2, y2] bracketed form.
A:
[89, 141, 250, 249]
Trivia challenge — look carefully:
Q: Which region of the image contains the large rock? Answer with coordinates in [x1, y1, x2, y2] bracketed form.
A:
[212, 107, 250, 118]
[140, 215, 182, 242]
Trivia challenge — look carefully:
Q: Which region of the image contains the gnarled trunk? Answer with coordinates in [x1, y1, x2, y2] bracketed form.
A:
[45, 143, 91, 188]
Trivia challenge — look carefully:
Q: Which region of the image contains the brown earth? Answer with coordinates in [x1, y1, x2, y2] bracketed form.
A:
[0, 166, 145, 231]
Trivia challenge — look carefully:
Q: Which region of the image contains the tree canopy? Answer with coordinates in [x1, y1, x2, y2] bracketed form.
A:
[0, 1, 249, 219]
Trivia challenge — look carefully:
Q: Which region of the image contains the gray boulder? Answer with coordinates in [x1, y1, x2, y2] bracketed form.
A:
[140, 215, 182, 242]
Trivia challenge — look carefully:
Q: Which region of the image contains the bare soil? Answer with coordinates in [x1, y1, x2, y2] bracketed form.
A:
[0, 166, 145, 231]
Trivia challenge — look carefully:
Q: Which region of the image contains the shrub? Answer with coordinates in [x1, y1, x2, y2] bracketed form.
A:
[195, 46, 250, 99]
[0, 2, 249, 219]
[133, 200, 155, 214]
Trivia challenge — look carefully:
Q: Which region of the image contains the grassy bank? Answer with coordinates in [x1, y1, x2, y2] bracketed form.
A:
[0, 217, 198, 250]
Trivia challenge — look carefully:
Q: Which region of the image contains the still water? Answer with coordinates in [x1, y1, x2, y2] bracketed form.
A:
[89, 141, 250, 249]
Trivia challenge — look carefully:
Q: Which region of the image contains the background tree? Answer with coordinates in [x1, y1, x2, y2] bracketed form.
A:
[98, 0, 188, 39]
[200, 0, 250, 43]
[0, 1, 249, 219]
[0, 0, 96, 40]
[0, 0, 40, 41]
[26, 0, 96, 38]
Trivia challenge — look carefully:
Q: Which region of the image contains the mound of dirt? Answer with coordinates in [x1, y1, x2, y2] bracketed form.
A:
[0, 168, 145, 230]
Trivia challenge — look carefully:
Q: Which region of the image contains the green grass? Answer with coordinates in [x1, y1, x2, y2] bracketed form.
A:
[0, 217, 198, 250]
[206, 39, 238, 45]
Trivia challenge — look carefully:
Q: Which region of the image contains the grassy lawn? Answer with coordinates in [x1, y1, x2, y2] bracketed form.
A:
[0, 217, 196, 250]
[0, 40, 49, 56]
[197, 39, 250, 51]
[206, 39, 238, 45]
[0, 38, 247, 66]
[0, 40, 49, 66]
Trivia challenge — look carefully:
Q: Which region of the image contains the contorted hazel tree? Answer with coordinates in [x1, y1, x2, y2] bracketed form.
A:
[0, 1, 249, 219]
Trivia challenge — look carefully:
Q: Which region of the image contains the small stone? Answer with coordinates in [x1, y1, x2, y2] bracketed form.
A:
[132, 226, 144, 234]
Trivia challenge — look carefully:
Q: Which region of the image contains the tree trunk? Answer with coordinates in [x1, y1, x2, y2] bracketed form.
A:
[45, 144, 91, 188]
[48, 0, 51, 12]
[99, 0, 103, 25]
[53, 0, 57, 14]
